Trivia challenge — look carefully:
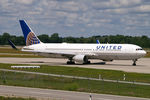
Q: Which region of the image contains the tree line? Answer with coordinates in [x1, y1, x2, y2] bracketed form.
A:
[0, 32, 150, 48]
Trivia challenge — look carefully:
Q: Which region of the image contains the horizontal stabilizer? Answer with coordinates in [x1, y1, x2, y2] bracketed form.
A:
[8, 39, 18, 50]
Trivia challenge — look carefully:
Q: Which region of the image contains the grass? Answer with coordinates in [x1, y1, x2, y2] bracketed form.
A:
[0, 55, 43, 58]
[1, 63, 150, 83]
[0, 96, 36, 100]
[1, 71, 150, 98]
[0, 47, 43, 58]
[144, 48, 150, 51]
[0, 47, 30, 54]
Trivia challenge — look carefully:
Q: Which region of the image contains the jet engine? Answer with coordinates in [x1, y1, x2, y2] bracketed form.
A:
[73, 55, 88, 63]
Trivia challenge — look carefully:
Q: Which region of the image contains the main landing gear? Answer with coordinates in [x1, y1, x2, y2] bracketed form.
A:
[84, 61, 91, 64]
[66, 57, 91, 64]
[67, 58, 75, 64]
[132, 59, 137, 66]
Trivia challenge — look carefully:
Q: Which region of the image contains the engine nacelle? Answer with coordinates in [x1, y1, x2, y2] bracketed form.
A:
[73, 55, 88, 63]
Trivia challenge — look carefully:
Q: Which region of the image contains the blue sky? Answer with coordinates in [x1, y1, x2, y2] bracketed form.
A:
[0, 0, 150, 37]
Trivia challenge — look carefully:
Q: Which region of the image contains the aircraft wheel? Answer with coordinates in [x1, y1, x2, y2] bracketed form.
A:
[67, 61, 75, 64]
[132, 63, 136, 66]
[132, 59, 137, 66]
[83, 61, 91, 64]
[87, 61, 91, 64]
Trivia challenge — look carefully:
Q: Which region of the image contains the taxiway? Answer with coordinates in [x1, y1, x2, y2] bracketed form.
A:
[0, 85, 149, 100]
[0, 57, 150, 73]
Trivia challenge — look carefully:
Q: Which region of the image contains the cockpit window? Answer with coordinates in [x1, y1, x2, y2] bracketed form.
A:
[136, 48, 143, 51]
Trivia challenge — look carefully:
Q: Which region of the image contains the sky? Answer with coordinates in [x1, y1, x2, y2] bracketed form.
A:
[0, 0, 150, 37]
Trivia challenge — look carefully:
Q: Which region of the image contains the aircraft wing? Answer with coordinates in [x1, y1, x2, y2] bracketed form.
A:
[47, 51, 75, 56]
[33, 51, 75, 58]
[35, 50, 95, 58]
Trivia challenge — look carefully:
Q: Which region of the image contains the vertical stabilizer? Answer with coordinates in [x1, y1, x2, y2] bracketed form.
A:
[19, 20, 41, 46]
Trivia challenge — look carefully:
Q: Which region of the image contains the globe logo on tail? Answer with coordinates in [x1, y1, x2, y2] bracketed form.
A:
[26, 32, 40, 46]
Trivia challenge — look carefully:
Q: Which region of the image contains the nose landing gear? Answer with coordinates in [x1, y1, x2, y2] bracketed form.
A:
[132, 59, 137, 66]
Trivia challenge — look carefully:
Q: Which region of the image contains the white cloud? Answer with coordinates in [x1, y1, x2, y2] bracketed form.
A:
[102, 4, 150, 14]
[0, 0, 150, 37]
[14, 0, 34, 5]
[104, 8, 128, 14]
[136, 5, 150, 12]
[92, 0, 142, 9]
[56, 1, 80, 12]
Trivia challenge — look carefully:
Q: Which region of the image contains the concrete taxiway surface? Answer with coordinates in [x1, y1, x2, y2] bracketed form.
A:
[0, 57, 150, 73]
[0, 85, 149, 100]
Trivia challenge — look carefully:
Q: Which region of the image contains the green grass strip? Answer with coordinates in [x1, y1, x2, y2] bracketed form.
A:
[1, 63, 150, 83]
[0, 96, 36, 100]
[0, 55, 43, 58]
[0, 71, 150, 98]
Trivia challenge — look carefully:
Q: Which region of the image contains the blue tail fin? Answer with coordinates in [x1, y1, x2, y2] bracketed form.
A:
[19, 20, 41, 46]
[96, 39, 100, 44]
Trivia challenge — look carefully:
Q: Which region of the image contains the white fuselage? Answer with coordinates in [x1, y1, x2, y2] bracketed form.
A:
[22, 43, 146, 61]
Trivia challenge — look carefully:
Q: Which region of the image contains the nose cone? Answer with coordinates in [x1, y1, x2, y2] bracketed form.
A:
[143, 50, 147, 56]
[141, 50, 147, 57]
[136, 50, 146, 58]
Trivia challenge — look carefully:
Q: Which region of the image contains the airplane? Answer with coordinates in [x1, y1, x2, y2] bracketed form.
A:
[19, 20, 146, 66]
